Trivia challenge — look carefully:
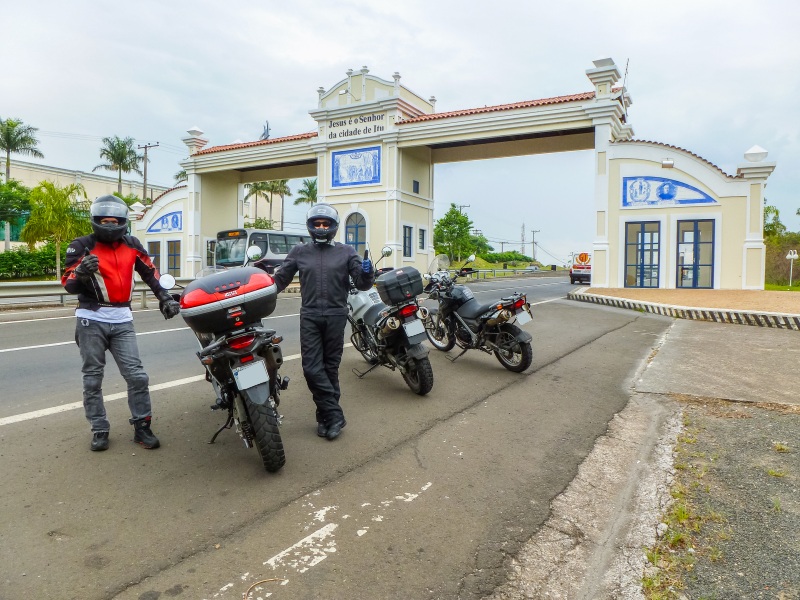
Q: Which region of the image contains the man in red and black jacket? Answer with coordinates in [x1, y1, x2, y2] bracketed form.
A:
[62, 195, 180, 452]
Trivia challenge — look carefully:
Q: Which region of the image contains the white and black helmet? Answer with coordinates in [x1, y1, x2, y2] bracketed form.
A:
[306, 203, 339, 243]
[90, 195, 129, 242]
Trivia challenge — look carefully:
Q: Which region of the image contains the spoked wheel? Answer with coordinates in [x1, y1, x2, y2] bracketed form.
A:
[245, 398, 286, 473]
[424, 316, 455, 352]
[493, 324, 533, 373]
[351, 325, 379, 364]
[401, 356, 434, 395]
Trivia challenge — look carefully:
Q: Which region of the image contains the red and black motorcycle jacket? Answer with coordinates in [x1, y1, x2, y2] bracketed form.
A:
[62, 234, 163, 311]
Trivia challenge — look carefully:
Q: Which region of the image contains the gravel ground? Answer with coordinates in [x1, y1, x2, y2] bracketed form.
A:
[657, 397, 800, 600]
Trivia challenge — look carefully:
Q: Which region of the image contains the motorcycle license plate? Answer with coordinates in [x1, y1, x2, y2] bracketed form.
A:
[515, 309, 532, 325]
[403, 318, 425, 337]
[233, 361, 269, 391]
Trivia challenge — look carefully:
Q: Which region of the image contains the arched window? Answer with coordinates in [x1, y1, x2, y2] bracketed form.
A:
[344, 212, 366, 253]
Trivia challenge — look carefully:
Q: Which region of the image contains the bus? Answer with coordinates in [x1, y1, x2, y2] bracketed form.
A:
[215, 228, 310, 273]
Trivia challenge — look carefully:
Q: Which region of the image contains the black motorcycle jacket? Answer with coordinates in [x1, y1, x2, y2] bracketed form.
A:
[266, 241, 374, 317]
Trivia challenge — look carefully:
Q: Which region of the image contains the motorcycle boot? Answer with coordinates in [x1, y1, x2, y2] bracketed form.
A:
[91, 431, 109, 451]
[132, 417, 161, 449]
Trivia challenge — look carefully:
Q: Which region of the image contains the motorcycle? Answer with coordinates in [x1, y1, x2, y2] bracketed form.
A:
[347, 246, 434, 395]
[162, 245, 289, 473]
[422, 254, 534, 372]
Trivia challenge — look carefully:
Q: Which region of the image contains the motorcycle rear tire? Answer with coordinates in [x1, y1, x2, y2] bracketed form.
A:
[401, 356, 434, 396]
[493, 324, 533, 373]
[424, 316, 455, 352]
[246, 397, 286, 473]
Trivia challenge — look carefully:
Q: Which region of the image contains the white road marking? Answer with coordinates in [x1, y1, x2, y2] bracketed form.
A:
[263, 523, 339, 573]
[0, 350, 307, 427]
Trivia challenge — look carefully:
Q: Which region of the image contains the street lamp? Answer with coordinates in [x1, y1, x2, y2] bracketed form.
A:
[787, 250, 798, 288]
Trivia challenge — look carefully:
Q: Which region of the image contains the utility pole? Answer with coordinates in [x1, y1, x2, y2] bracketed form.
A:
[520, 222, 525, 255]
[456, 204, 470, 214]
[138, 142, 159, 203]
[531, 229, 540, 262]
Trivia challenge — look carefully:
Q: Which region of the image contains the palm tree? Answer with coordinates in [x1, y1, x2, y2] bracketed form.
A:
[93, 136, 143, 194]
[0, 117, 44, 250]
[21, 181, 90, 278]
[265, 179, 292, 227]
[244, 181, 272, 223]
[294, 178, 317, 206]
[174, 169, 187, 184]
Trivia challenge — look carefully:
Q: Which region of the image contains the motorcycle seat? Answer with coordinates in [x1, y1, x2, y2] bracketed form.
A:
[456, 298, 496, 320]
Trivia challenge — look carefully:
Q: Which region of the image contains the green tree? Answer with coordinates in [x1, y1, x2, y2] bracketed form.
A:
[434, 203, 473, 261]
[113, 191, 142, 207]
[174, 169, 187, 184]
[93, 136, 143, 194]
[0, 179, 31, 228]
[764, 204, 787, 239]
[265, 179, 292, 227]
[0, 117, 44, 181]
[20, 181, 90, 278]
[244, 181, 272, 222]
[294, 178, 317, 206]
[244, 217, 275, 230]
[470, 233, 493, 256]
[0, 117, 44, 249]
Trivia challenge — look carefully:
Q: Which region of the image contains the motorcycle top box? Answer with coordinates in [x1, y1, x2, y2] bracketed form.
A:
[375, 267, 423, 305]
[180, 266, 277, 334]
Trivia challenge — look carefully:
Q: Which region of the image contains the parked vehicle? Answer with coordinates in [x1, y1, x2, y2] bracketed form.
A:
[215, 228, 310, 274]
[422, 255, 533, 372]
[166, 245, 289, 473]
[347, 247, 434, 395]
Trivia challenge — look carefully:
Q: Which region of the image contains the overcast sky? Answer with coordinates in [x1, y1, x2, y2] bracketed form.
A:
[5, 0, 799, 264]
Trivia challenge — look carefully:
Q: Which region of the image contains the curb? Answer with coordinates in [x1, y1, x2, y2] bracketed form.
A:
[567, 291, 800, 331]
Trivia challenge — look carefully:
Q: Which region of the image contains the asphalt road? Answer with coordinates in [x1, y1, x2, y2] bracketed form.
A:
[0, 276, 676, 599]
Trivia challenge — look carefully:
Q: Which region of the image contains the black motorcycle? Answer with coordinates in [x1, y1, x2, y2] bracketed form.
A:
[422, 254, 533, 372]
[347, 247, 434, 395]
[164, 246, 289, 473]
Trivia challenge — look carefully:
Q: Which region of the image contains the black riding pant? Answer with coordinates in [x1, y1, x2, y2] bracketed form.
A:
[299, 313, 348, 426]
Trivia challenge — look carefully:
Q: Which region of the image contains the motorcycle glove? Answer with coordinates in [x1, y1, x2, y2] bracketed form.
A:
[74, 254, 100, 279]
[362, 259, 372, 274]
[156, 290, 181, 320]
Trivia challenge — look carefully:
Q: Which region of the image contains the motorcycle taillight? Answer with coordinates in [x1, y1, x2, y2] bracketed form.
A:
[397, 303, 418, 319]
[513, 298, 526, 310]
[227, 333, 256, 350]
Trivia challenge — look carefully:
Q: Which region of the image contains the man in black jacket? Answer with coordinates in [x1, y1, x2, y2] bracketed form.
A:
[258, 203, 373, 440]
[62, 195, 180, 451]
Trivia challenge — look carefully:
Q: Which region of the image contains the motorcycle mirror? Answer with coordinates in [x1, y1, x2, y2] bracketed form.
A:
[159, 274, 176, 289]
[381, 246, 393, 257]
[466, 254, 476, 263]
[246, 245, 263, 261]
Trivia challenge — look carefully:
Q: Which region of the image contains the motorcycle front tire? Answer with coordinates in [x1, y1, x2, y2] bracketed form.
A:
[424, 316, 455, 352]
[245, 397, 286, 473]
[401, 356, 434, 396]
[492, 324, 533, 373]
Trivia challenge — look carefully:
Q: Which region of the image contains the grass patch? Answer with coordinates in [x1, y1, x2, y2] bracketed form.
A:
[642, 412, 729, 599]
[764, 283, 800, 292]
[773, 442, 791, 453]
[767, 468, 786, 478]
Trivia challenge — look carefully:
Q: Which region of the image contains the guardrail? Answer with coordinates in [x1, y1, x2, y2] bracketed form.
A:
[0, 278, 196, 308]
[0, 269, 565, 307]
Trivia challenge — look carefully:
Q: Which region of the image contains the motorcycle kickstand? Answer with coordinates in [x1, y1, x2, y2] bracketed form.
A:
[209, 411, 234, 444]
[445, 347, 469, 363]
[352, 361, 382, 379]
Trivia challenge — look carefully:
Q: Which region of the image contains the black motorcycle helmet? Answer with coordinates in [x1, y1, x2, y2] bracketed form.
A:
[306, 203, 339, 243]
[90, 195, 129, 243]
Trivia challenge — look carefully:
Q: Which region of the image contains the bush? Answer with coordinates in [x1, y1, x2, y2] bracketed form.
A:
[0, 242, 68, 279]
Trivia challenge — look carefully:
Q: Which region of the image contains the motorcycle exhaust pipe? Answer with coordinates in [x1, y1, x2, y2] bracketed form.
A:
[380, 317, 401, 335]
[487, 309, 512, 327]
[416, 306, 430, 320]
